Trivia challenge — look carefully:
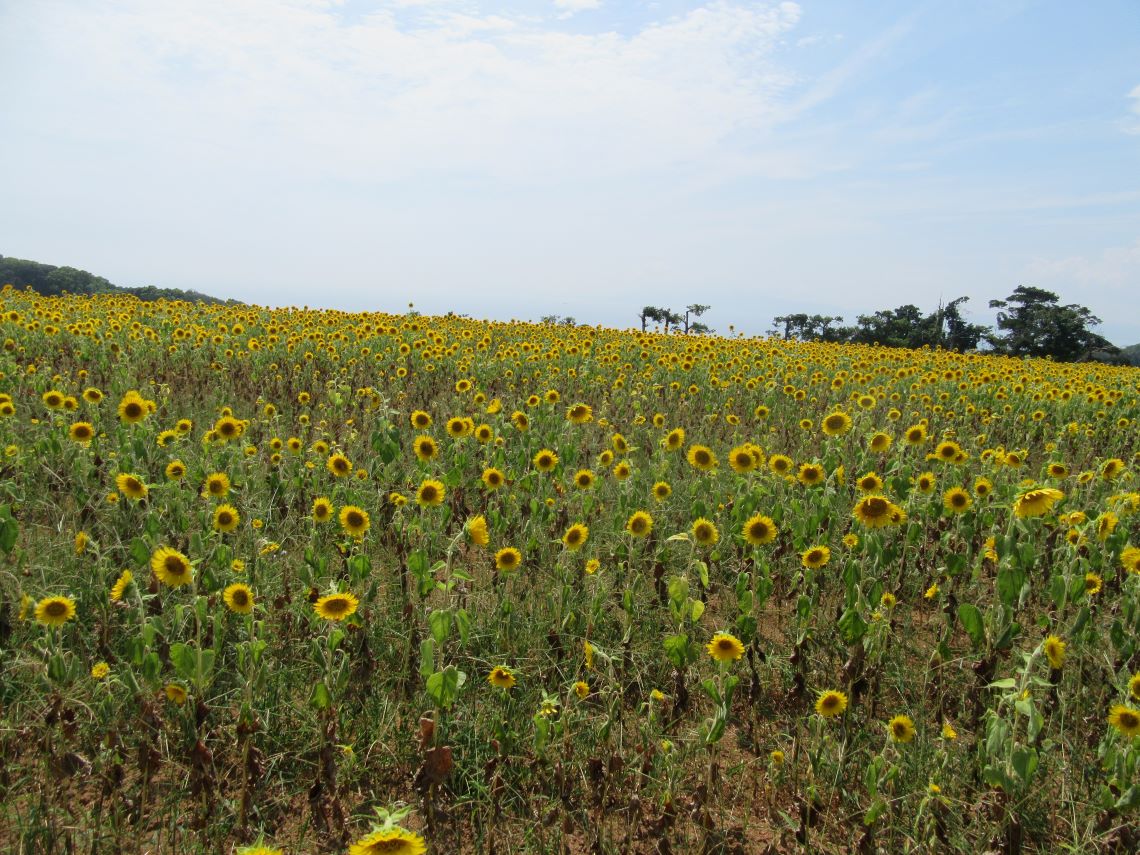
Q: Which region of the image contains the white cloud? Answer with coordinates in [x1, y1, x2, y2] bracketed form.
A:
[1124, 83, 1140, 134]
[0, 1, 802, 183]
[554, 0, 602, 12]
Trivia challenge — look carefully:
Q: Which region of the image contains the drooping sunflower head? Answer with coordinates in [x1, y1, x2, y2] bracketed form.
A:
[1012, 486, 1064, 518]
[1043, 635, 1066, 669]
[465, 515, 490, 548]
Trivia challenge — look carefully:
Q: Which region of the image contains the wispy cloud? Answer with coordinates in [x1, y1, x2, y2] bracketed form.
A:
[1124, 83, 1140, 134]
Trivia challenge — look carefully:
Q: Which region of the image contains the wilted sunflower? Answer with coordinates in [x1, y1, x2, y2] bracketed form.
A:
[495, 547, 522, 572]
[466, 515, 490, 547]
[115, 473, 148, 501]
[314, 592, 359, 621]
[339, 505, 370, 538]
[562, 523, 588, 551]
[691, 518, 719, 546]
[1107, 704, 1140, 738]
[1012, 486, 1064, 518]
[151, 547, 194, 587]
[626, 511, 653, 538]
[815, 690, 848, 718]
[488, 666, 516, 689]
[707, 632, 744, 662]
[413, 435, 438, 461]
[223, 583, 255, 615]
[801, 545, 830, 569]
[312, 496, 333, 523]
[34, 595, 77, 628]
[821, 411, 852, 436]
[687, 444, 717, 471]
[68, 421, 95, 445]
[888, 715, 916, 743]
[943, 487, 972, 514]
[165, 683, 188, 705]
[742, 513, 777, 546]
[213, 504, 240, 533]
[416, 479, 445, 507]
[1044, 635, 1066, 669]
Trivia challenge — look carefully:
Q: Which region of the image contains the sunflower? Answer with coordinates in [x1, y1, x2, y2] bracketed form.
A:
[1047, 462, 1069, 479]
[416, 479, 445, 507]
[165, 683, 188, 705]
[801, 545, 830, 569]
[151, 547, 194, 587]
[495, 547, 522, 572]
[691, 518, 719, 546]
[869, 432, 892, 453]
[327, 453, 352, 477]
[915, 472, 936, 494]
[34, 595, 77, 627]
[612, 461, 631, 481]
[852, 495, 899, 529]
[202, 472, 231, 499]
[1107, 704, 1140, 738]
[42, 389, 65, 409]
[652, 481, 672, 501]
[69, 421, 95, 445]
[1012, 486, 1063, 518]
[821, 411, 852, 436]
[413, 435, 438, 461]
[474, 423, 493, 443]
[1129, 672, 1140, 702]
[943, 487, 972, 514]
[1096, 512, 1118, 541]
[223, 583, 255, 615]
[410, 410, 432, 429]
[888, 715, 916, 743]
[707, 632, 744, 662]
[463, 514, 490, 548]
[312, 496, 333, 523]
[904, 424, 927, 445]
[742, 513, 777, 546]
[815, 690, 848, 718]
[1044, 635, 1066, 669]
[91, 662, 110, 679]
[488, 666, 516, 689]
[1123, 546, 1140, 575]
[562, 523, 588, 551]
[663, 428, 685, 451]
[110, 569, 133, 602]
[482, 468, 505, 490]
[687, 444, 717, 471]
[117, 392, 149, 424]
[339, 505, 370, 538]
[974, 477, 993, 497]
[566, 403, 593, 424]
[769, 454, 793, 476]
[626, 511, 653, 538]
[584, 558, 600, 575]
[115, 473, 148, 501]
[1084, 573, 1103, 596]
[314, 592, 359, 621]
[727, 445, 756, 473]
[1101, 458, 1125, 480]
[214, 415, 244, 442]
[511, 411, 529, 431]
[82, 387, 103, 404]
[573, 680, 590, 700]
[797, 463, 825, 486]
[573, 469, 596, 490]
[857, 472, 883, 493]
[347, 828, 426, 855]
[212, 504, 240, 532]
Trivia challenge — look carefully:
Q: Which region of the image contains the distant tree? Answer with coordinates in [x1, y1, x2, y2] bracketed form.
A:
[683, 304, 710, 334]
[939, 297, 989, 352]
[771, 313, 847, 342]
[688, 321, 711, 335]
[638, 306, 665, 332]
[988, 286, 1116, 362]
[0, 254, 228, 304]
[661, 310, 683, 334]
[1121, 343, 1140, 366]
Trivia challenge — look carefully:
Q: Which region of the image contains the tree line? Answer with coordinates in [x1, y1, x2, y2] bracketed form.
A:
[0, 255, 234, 305]
[771, 287, 1133, 364]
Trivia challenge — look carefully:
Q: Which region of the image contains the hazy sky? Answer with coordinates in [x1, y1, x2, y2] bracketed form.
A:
[2, 0, 1139, 342]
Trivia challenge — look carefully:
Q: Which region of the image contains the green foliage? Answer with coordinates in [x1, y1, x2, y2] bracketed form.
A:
[0, 254, 232, 304]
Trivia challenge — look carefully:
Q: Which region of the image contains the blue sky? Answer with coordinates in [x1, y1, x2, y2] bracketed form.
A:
[2, 0, 1138, 342]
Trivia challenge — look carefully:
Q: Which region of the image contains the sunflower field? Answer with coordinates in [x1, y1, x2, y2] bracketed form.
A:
[1, 287, 1139, 854]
